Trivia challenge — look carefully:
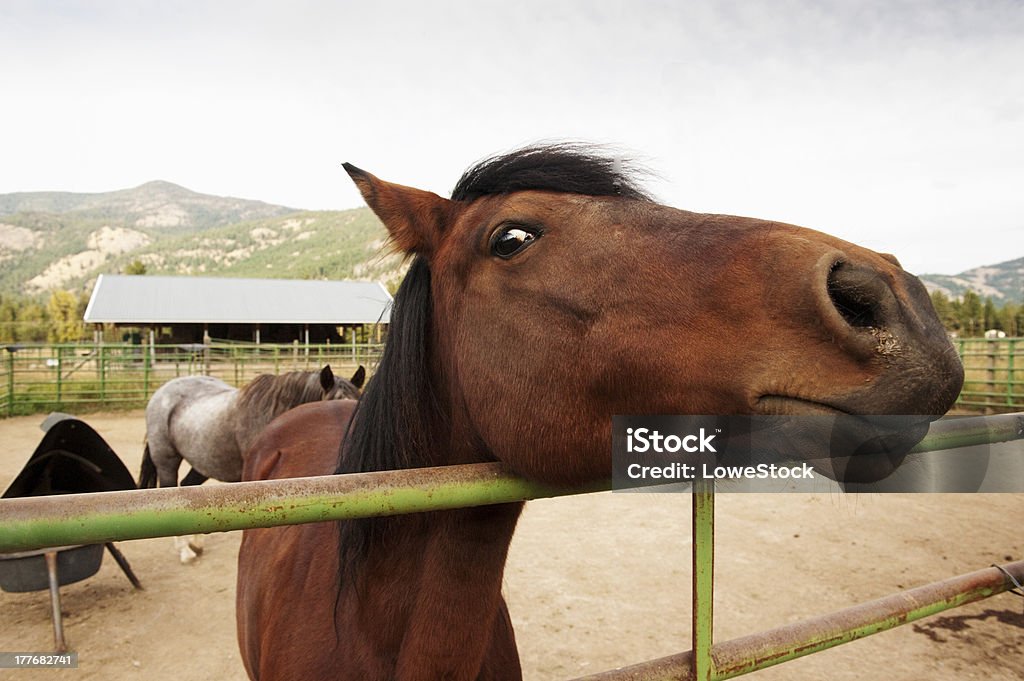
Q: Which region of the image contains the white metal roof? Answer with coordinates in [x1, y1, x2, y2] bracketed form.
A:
[83, 274, 392, 325]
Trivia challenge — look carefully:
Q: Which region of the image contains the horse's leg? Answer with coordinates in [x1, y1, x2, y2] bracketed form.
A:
[173, 536, 201, 564]
[174, 468, 208, 562]
[176, 468, 209, 560]
[146, 437, 200, 563]
[180, 468, 209, 486]
[148, 441, 183, 490]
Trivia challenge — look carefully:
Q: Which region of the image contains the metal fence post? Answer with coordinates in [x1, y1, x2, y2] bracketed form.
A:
[692, 478, 715, 681]
[1008, 338, 1016, 408]
[987, 339, 997, 404]
[55, 346, 63, 407]
[99, 344, 107, 403]
[143, 341, 151, 401]
[955, 339, 965, 407]
[5, 350, 14, 417]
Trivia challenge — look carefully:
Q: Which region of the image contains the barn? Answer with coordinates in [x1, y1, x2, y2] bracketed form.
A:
[83, 274, 392, 344]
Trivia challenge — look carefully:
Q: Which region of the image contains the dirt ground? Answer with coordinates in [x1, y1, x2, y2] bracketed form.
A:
[0, 411, 1021, 680]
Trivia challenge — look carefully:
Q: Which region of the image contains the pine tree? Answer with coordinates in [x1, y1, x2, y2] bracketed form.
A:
[959, 291, 983, 337]
[982, 297, 999, 332]
[47, 290, 84, 343]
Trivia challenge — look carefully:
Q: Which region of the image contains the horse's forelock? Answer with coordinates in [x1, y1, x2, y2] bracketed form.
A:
[323, 374, 361, 401]
[450, 142, 653, 202]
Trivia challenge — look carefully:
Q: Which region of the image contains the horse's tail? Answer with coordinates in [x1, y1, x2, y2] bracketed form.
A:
[138, 440, 158, 489]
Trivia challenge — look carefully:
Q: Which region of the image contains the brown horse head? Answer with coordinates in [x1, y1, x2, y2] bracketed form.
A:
[342, 144, 963, 485]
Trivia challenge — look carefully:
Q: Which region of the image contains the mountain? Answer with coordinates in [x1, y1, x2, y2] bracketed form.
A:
[920, 257, 1024, 306]
[0, 181, 299, 231]
[0, 182, 406, 296]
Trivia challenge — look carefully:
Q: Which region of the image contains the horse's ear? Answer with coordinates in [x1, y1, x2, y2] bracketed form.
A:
[319, 365, 335, 392]
[343, 163, 451, 256]
[350, 365, 366, 389]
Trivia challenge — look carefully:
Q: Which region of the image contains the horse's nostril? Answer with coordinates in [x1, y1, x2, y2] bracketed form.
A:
[827, 261, 881, 330]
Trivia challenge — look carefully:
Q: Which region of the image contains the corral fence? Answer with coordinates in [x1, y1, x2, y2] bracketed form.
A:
[957, 338, 1023, 411]
[1, 413, 1023, 679]
[0, 340, 383, 417]
[1, 338, 1020, 418]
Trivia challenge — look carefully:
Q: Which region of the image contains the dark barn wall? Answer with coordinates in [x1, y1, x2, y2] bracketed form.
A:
[207, 323, 344, 344]
[120, 323, 347, 344]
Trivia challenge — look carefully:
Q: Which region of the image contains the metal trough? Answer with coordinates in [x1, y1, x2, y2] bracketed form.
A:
[0, 414, 142, 652]
[0, 544, 104, 593]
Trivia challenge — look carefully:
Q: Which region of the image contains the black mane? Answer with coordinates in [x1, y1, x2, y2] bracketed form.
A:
[334, 257, 440, 586]
[451, 143, 653, 202]
[336, 257, 439, 479]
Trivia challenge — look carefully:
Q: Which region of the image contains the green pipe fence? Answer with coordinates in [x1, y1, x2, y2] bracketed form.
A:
[1, 413, 1023, 679]
[0, 462, 604, 552]
[956, 337, 1023, 411]
[0, 341, 383, 417]
[691, 479, 716, 681]
[578, 559, 1024, 681]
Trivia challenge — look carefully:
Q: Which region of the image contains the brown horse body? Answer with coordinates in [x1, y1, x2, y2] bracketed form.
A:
[236, 145, 964, 680]
[237, 400, 522, 681]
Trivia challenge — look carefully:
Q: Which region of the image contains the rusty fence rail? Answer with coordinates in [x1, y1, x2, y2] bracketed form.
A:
[1, 413, 1022, 679]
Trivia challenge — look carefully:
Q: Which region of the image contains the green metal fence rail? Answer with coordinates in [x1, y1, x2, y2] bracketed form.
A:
[0, 341, 383, 417]
[956, 337, 1023, 411]
[1, 413, 1022, 679]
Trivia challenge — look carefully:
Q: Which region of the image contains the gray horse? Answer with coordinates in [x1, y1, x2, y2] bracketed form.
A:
[141, 365, 364, 487]
[139, 365, 364, 562]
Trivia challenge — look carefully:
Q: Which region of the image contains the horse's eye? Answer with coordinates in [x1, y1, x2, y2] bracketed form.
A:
[490, 226, 540, 259]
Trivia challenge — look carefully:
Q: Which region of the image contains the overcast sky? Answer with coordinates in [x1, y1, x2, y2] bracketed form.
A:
[1, 0, 1021, 274]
